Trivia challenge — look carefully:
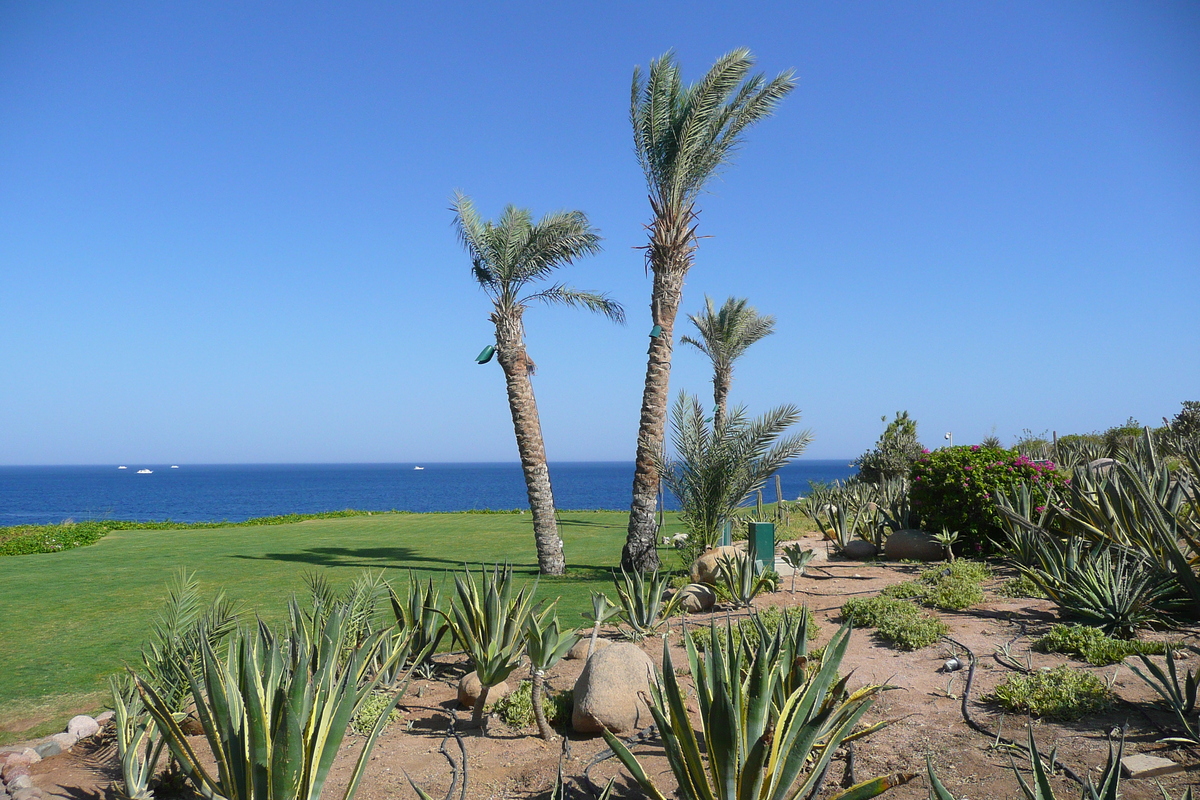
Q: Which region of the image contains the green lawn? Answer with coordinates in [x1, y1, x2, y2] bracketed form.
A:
[0, 510, 682, 743]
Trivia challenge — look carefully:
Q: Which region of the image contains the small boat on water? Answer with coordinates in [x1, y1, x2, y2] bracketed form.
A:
[413, 466, 424, 470]
[137, 469, 153, 474]
[171, 465, 179, 469]
[118, 466, 127, 469]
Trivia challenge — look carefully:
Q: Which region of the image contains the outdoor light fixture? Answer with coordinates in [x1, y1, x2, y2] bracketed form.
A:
[649, 324, 663, 338]
[475, 345, 495, 364]
[944, 432, 953, 447]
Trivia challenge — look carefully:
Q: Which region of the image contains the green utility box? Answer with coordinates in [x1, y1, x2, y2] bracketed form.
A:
[747, 522, 775, 571]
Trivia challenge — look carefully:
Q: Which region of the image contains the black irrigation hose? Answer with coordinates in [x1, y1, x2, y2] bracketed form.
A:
[942, 636, 1086, 786]
[582, 724, 660, 797]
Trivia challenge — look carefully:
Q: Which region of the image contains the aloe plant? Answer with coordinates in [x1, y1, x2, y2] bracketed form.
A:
[612, 568, 682, 640]
[603, 620, 910, 800]
[715, 551, 777, 608]
[780, 543, 815, 592]
[447, 564, 540, 729]
[110, 675, 167, 800]
[525, 606, 581, 740]
[136, 604, 426, 800]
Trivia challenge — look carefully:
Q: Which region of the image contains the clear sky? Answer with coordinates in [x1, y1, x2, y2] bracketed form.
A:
[1, 1, 1197, 465]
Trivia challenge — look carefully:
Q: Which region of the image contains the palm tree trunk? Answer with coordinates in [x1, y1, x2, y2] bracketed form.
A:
[713, 366, 732, 430]
[623, 267, 685, 573]
[494, 311, 566, 576]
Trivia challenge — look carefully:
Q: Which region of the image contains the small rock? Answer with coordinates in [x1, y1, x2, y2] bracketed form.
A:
[31, 742, 59, 760]
[66, 715, 99, 739]
[566, 637, 610, 660]
[12, 788, 42, 800]
[2, 765, 31, 783]
[1120, 754, 1183, 779]
[7, 776, 32, 791]
[2, 750, 39, 776]
[675, 583, 716, 613]
[457, 672, 512, 709]
[840, 540, 877, 560]
[48, 733, 77, 751]
[94, 711, 114, 725]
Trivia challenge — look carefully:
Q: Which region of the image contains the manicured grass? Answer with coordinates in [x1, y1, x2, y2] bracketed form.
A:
[0, 510, 681, 743]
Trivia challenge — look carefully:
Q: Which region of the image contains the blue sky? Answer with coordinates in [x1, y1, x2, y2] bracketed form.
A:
[1, 1, 1197, 465]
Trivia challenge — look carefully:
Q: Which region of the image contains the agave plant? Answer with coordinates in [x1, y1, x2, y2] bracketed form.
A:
[927, 724, 1123, 800]
[612, 568, 681, 640]
[716, 551, 777, 608]
[603, 621, 910, 800]
[136, 603, 426, 800]
[447, 563, 540, 729]
[525, 606, 581, 740]
[1128, 645, 1200, 743]
[580, 591, 621, 659]
[386, 574, 449, 681]
[110, 675, 168, 800]
[780, 543, 815, 592]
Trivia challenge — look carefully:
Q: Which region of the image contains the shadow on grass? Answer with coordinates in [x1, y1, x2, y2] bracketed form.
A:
[232, 547, 618, 581]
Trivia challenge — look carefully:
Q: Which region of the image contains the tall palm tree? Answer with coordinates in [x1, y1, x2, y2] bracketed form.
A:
[681, 295, 775, 430]
[623, 49, 795, 572]
[453, 194, 624, 576]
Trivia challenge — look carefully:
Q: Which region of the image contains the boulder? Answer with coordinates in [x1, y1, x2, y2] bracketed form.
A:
[7, 776, 32, 791]
[884, 530, 944, 561]
[572, 643, 655, 734]
[1088, 458, 1118, 476]
[691, 545, 742, 585]
[94, 711, 115, 725]
[675, 583, 716, 613]
[66, 715, 99, 739]
[840, 540, 877, 560]
[2, 765, 31, 783]
[2, 750, 39, 777]
[457, 672, 513, 709]
[566, 637, 610, 661]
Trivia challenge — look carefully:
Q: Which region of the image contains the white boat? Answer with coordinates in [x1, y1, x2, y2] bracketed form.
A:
[118, 466, 127, 469]
[171, 465, 179, 469]
[137, 469, 153, 474]
[413, 466, 424, 470]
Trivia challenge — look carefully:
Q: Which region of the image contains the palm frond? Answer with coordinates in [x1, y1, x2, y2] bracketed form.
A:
[524, 284, 626, 324]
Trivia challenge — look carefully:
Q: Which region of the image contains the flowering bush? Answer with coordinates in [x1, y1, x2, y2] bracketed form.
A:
[908, 445, 1066, 554]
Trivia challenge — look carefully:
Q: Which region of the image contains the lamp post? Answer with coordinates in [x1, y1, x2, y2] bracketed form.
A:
[944, 432, 953, 448]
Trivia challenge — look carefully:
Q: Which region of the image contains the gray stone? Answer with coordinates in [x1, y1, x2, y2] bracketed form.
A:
[675, 583, 716, 613]
[11, 788, 42, 800]
[32, 741, 59, 760]
[884, 530, 945, 561]
[1088, 458, 1119, 476]
[66, 715, 99, 739]
[1120, 753, 1183, 779]
[566, 637, 610, 661]
[48, 733, 77, 751]
[456, 672, 512, 709]
[94, 710, 114, 725]
[691, 545, 742, 585]
[7, 776, 32, 791]
[573, 643, 655, 735]
[840, 540, 878, 560]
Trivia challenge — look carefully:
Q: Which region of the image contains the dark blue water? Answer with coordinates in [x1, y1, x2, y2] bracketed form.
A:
[0, 461, 856, 526]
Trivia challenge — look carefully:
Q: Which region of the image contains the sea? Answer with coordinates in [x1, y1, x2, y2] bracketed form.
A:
[0, 461, 856, 527]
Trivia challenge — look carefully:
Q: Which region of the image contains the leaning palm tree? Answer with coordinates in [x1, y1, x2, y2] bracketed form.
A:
[453, 194, 624, 575]
[681, 295, 775, 429]
[624, 50, 795, 572]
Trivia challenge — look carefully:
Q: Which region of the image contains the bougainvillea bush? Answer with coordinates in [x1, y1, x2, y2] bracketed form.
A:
[909, 445, 1067, 554]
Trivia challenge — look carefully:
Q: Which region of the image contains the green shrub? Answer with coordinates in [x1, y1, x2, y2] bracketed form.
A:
[997, 574, 1048, 599]
[924, 560, 991, 583]
[986, 666, 1112, 720]
[841, 596, 918, 628]
[880, 581, 926, 600]
[688, 606, 818, 652]
[1034, 624, 1167, 666]
[921, 576, 984, 612]
[909, 446, 1067, 554]
[491, 681, 573, 729]
[876, 614, 948, 650]
[879, 560, 989, 611]
[350, 690, 403, 736]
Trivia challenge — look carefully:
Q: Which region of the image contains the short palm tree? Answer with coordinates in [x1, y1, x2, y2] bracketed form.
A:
[681, 295, 775, 429]
[624, 49, 795, 572]
[453, 194, 624, 575]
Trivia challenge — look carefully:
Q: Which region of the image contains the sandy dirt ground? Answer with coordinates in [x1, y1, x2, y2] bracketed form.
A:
[17, 533, 1200, 799]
